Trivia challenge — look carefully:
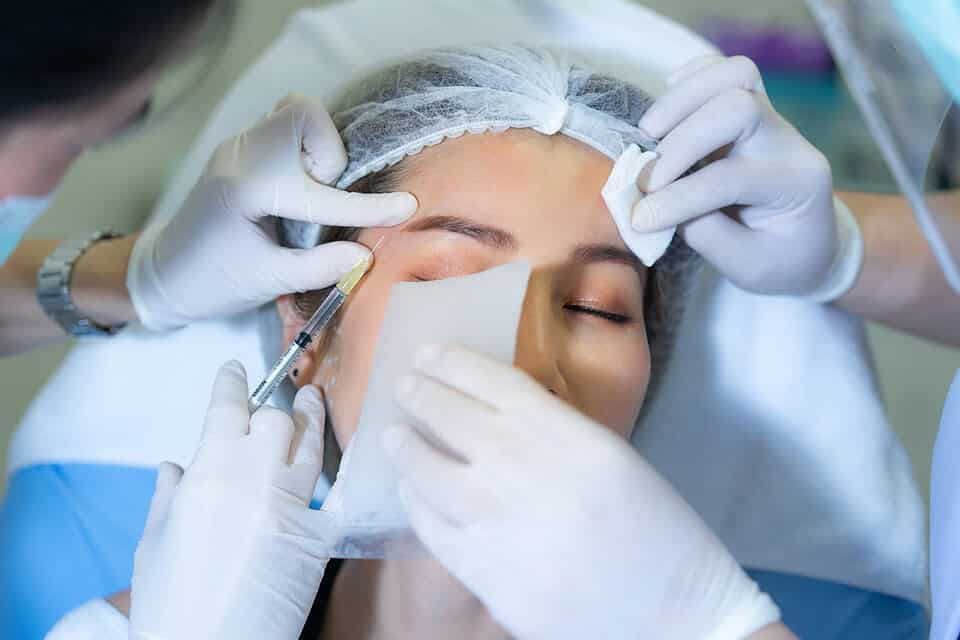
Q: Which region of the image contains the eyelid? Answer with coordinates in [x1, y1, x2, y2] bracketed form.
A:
[408, 253, 496, 282]
[564, 302, 632, 324]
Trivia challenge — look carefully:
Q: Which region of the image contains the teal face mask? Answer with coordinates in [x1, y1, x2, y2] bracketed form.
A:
[892, 0, 960, 103]
[0, 192, 55, 266]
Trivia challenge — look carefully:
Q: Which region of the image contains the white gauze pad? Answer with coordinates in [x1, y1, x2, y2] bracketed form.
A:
[602, 143, 675, 266]
[325, 261, 532, 558]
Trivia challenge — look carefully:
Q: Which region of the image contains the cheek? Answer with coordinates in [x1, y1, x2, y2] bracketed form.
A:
[321, 279, 394, 450]
[566, 330, 651, 438]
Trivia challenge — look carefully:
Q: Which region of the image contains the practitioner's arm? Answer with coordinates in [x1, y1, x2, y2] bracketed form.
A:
[836, 190, 960, 346]
[0, 235, 138, 355]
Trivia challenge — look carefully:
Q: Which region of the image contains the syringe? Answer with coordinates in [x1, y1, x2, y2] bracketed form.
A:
[248, 252, 373, 414]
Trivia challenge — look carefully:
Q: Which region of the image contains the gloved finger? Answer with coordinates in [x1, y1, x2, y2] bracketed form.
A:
[245, 179, 417, 228]
[144, 461, 184, 530]
[640, 88, 765, 192]
[269, 93, 348, 185]
[395, 372, 500, 462]
[215, 96, 417, 228]
[664, 54, 726, 85]
[681, 208, 833, 295]
[248, 406, 297, 463]
[412, 343, 540, 411]
[290, 385, 325, 469]
[397, 480, 465, 565]
[678, 210, 760, 274]
[276, 462, 324, 507]
[631, 157, 791, 232]
[273, 96, 415, 227]
[268, 241, 370, 295]
[384, 425, 496, 526]
[202, 360, 251, 440]
[638, 56, 766, 139]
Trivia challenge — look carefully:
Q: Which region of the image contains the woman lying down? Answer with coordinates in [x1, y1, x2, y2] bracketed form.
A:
[49, 46, 798, 639]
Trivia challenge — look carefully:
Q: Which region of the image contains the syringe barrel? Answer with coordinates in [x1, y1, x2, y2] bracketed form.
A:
[303, 287, 347, 336]
[247, 287, 347, 414]
[248, 342, 303, 414]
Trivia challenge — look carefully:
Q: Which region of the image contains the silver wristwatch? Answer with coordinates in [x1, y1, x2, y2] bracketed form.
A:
[36, 231, 128, 337]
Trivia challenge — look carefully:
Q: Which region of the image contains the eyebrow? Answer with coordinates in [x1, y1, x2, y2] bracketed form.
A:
[572, 243, 645, 277]
[404, 215, 517, 250]
[405, 214, 644, 275]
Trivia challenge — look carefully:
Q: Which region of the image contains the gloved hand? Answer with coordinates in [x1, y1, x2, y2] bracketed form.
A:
[129, 361, 336, 640]
[127, 94, 417, 330]
[385, 344, 781, 640]
[632, 55, 860, 299]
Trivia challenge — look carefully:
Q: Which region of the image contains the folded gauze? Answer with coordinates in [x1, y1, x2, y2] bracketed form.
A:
[282, 45, 675, 266]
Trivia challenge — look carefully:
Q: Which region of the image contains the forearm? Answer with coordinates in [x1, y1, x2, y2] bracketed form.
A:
[0, 234, 139, 356]
[835, 190, 960, 346]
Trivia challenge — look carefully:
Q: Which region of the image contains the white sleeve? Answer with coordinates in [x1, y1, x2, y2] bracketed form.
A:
[45, 599, 128, 640]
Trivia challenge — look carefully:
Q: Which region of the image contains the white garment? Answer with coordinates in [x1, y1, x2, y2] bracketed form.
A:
[930, 369, 960, 640]
[9, 0, 925, 603]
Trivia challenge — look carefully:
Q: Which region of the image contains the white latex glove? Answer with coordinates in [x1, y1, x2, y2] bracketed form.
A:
[129, 361, 336, 640]
[127, 94, 417, 330]
[385, 344, 781, 640]
[631, 55, 860, 299]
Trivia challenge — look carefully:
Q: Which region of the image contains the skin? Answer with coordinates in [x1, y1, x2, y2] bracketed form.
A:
[836, 190, 960, 345]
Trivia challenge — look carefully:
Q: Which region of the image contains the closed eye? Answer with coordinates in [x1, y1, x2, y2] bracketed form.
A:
[564, 303, 631, 324]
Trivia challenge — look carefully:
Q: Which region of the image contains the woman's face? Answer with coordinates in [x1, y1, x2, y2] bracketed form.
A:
[279, 129, 651, 449]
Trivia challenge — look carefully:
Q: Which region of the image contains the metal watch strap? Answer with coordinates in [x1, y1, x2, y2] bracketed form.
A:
[36, 231, 127, 337]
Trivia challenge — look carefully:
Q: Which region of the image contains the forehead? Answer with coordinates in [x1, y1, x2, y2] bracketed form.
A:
[381, 129, 624, 252]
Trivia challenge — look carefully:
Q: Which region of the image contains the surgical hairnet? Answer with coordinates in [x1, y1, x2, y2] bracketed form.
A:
[278, 45, 664, 249]
[332, 45, 658, 189]
[277, 45, 699, 400]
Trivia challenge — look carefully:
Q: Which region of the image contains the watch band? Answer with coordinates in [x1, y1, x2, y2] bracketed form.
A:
[36, 231, 128, 337]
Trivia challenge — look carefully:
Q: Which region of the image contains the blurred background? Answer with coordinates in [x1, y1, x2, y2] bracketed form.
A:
[1, 0, 957, 503]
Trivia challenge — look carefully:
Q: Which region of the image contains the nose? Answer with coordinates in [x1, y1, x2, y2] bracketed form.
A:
[513, 274, 569, 399]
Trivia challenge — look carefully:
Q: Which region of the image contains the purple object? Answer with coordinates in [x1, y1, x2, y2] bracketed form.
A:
[700, 18, 835, 73]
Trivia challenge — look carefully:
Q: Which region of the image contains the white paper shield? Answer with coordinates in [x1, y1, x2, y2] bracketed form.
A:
[325, 261, 532, 558]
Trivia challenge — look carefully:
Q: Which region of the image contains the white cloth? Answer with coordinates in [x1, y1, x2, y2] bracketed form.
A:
[635, 268, 926, 601]
[8, 0, 925, 603]
[44, 599, 126, 640]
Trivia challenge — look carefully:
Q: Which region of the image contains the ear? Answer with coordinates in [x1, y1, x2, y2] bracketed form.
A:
[276, 294, 324, 388]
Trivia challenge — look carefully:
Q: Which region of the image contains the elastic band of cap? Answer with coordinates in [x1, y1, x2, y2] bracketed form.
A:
[535, 99, 571, 136]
